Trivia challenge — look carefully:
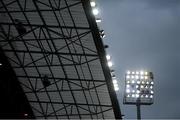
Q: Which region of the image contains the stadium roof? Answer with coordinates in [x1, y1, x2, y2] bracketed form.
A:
[0, 0, 121, 119]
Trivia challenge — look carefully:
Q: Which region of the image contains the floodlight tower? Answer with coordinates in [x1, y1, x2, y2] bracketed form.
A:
[123, 70, 154, 120]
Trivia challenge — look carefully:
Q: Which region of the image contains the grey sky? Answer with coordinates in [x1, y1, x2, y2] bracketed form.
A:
[98, 0, 180, 119]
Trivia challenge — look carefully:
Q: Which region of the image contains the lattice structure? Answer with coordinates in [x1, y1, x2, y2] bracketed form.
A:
[0, 0, 121, 119]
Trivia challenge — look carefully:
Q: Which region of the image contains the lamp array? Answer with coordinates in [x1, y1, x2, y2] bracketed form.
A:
[125, 70, 154, 100]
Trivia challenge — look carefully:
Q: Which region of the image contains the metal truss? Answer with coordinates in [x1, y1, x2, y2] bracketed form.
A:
[0, 0, 121, 119]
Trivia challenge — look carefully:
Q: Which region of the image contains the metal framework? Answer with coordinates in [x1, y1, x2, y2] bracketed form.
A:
[0, 0, 121, 119]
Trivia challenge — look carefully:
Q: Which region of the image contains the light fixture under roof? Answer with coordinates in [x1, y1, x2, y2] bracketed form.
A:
[90, 1, 96, 7]
[92, 8, 99, 15]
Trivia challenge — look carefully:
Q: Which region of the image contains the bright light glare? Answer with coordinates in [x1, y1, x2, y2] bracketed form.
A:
[126, 89, 130, 93]
[142, 81, 145, 84]
[96, 18, 102, 23]
[108, 61, 113, 67]
[0, 63, 2, 66]
[141, 85, 144, 88]
[145, 76, 148, 79]
[132, 80, 135, 84]
[151, 81, 154, 85]
[137, 81, 140, 84]
[151, 91, 154, 94]
[106, 55, 111, 60]
[114, 86, 119, 91]
[145, 95, 148, 98]
[136, 71, 139, 74]
[127, 94, 130, 97]
[113, 80, 117, 84]
[150, 95, 153, 98]
[132, 90, 135, 93]
[127, 71, 131, 74]
[145, 72, 148, 75]
[132, 94, 135, 97]
[126, 84, 130, 88]
[92, 8, 99, 15]
[136, 90, 140, 94]
[140, 71, 144, 75]
[141, 76, 144, 79]
[146, 82, 149, 84]
[135, 75, 139, 79]
[132, 71, 135, 74]
[90, 1, 96, 7]
[150, 86, 153, 89]
[136, 85, 139, 88]
[126, 75, 130, 79]
[131, 76, 134, 79]
[136, 94, 139, 98]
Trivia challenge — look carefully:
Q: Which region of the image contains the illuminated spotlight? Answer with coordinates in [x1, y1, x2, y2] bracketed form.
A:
[136, 85, 139, 88]
[145, 95, 149, 98]
[150, 91, 154, 94]
[126, 89, 130, 93]
[90, 1, 96, 7]
[137, 81, 141, 84]
[150, 95, 153, 98]
[141, 85, 144, 89]
[136, 90, 140, 94]
[127, 71, 131, 74]
[107, 61, 113, 67]
[136, 94, 140, 98]
[132, 94, 135, 98]
[92, 8, 99, 15]
[140, 71, 144, 75]
[132, 90, 135, 93]
[126, 84, 130, 88]
[151, 81, 154, 85]
[127, 94, 130, 97]
[127, 80, 130, 84]
[96, 18, 102, 23]
[126, 75, 130, 79]
[140, 76, 144, 79]
[136, 71, 139, 74]
[106, 54, 111, 60]
[0, 63, 2, 66]
[146, 81, 149, 84]
[145, 86, 148, 89]
[131, 76, 134, 79]
[141, 95, 144, 98]
[145, 76, 148, 80]
[114, 86, 119, 91]
[113, 80, 117, 84]
[135, 75, 139, 79]
[150, 86, 153, 89]
[132, 80, 135, 84]
[142, 81, 145, 84]
[145, 71, 148, 75]
[132, 71, 135, 74]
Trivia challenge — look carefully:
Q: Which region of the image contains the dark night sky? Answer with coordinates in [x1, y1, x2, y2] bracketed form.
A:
[97, 0, 180, 119]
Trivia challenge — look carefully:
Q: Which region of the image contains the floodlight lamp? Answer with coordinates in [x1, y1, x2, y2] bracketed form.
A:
[114, 86, 119, 91]
[151, 81, 154, 85]
[107, 61, 113, 67]
[145, 95, 148, 98]
[114, 83, 118, 87]
[127, 80, 130, 84]
[126, 89, 130, 93]
[126, 84, 130, 88]
[127, 94, 130, 97]
[92, 8, 99, 15]
[145, 76, 148, 79]
[131, 76, 135, 79]
[145, 72, 148, 75]
[132, 71, 135, 74]
[90, 1, 96, 7]
[141, 85, 144, 88]
[127, 71, 131, 74]
[136, 71, 139, 74]
[150, 95, 153, 98]
[150, 91, 154, 94]
[132, 80, 135, 84]
[0, 63, 2, 66]
[135, 75, 139, 79]
[150, 86, 153, 89]
[96, 18, 102, 23]
[132, 90, 135, 93]
[146, 82, 149, 84]
[136, 90, 140, 94]
[136, 94, 140, 98]
[106, 55, 111, 60]
[126, 75, 130, 79]
[140, 76, 144, 79]
[142, 81, 145, 84]
[140, 71, 145, 75]
[136, 85, 139, 88]
[137, 81, 140, 84]
[132, 94, 135, 97]
[113, 80, 117, 84]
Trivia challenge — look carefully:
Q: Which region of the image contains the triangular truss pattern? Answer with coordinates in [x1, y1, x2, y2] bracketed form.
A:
[0, 0, 121, 119]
